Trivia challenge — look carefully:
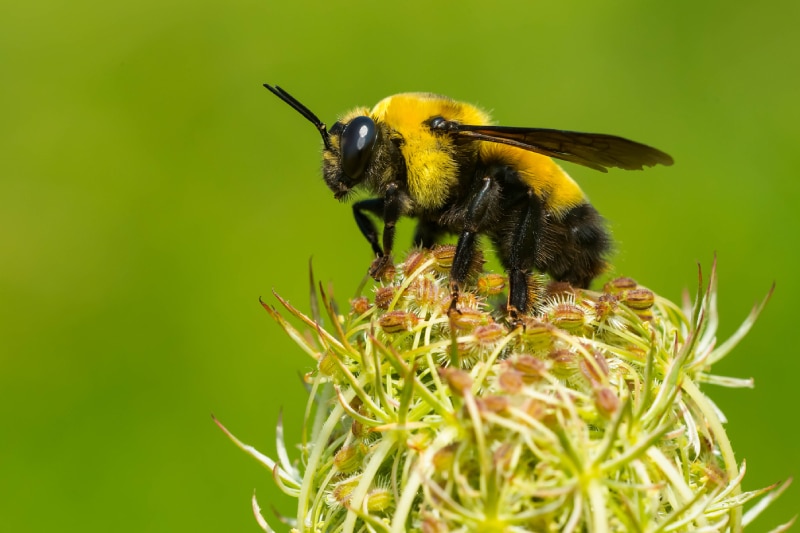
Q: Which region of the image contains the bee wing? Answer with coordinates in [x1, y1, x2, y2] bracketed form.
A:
[455, 125, 674, 173]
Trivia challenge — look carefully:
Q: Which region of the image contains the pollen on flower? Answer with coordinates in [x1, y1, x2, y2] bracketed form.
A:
[431, 443, 457, 474]
[472, 322, 506, 346]
[333, 443, 366, 473]
[510, 353, 546, 383]
[329, 476, 359, 507]
[365, 486, 393, 512]
[623, 287, 655, 310]
[478, 394, 509, 414]
[406, 274, 443, 310]
[517, 318, 556, 351]
[431, 244, 484, 278]
[547, 347, 581, 382]
[520, 397, 547, 420]
[231, 251, 789, 533]
[318, 349, 341, 377]
[349, 296, 371, 315]
[604, 276, 638, 293]
[578, 349, 609, 385]
[623, 287, 656, 320]
[442, 290, 481, 313]
[374, 286, 396, 309]
[402, 249, 429, 277]
[449, 308, 491, 330]
[544, 297, 588, 332]
[406, 429, 434, 452]
[592, 292, 619, 324]
[378, 309, 419, 333]
[496, 369, 525, 394]
[593, 384, 621, 417]
[440, 367, 473, 396]
[476, 272, 506, 295]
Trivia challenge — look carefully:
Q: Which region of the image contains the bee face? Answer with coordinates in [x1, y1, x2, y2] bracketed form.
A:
[325, 116, 378, 199]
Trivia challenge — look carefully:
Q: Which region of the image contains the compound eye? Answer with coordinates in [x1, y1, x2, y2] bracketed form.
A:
[340, 116, 377, 181]
[429, 116, 445, 130]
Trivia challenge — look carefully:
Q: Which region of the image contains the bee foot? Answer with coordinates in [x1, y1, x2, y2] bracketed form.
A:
[448, 294, 462, 317]
[505, 305, 525, 329]
[369, 255, 395, 281]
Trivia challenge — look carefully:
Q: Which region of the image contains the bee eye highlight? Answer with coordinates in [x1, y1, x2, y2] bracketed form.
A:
[340, 116, 377, 180]
[429, 116, 445, 129]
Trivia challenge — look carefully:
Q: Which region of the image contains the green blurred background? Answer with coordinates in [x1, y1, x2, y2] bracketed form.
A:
[2, 0, 798, 530]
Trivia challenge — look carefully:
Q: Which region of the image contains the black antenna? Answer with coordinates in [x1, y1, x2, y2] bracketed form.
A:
[263, 84, 331, 150]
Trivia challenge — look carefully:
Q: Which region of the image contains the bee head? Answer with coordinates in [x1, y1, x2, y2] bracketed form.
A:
[325, 116, 378, 199]
[264, 84, 378, 200]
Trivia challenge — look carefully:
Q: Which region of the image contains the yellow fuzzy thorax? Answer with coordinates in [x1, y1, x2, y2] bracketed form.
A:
[370, 93, 490, 210]
[365, 93, 585, 213]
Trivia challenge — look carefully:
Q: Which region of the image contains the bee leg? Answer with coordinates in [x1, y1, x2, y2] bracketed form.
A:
[367, 183, 401, 280]
[448, 231, 477, 315]
[450, 176, 499, 312]
[507, 271, 530, 321]
[352, 197, 385, 257]
[506, 198, 543, 318]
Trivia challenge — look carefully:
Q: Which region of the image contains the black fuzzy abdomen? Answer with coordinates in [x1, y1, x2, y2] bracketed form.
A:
[490, 198, 611, 290]
[539, 203, 610, 288]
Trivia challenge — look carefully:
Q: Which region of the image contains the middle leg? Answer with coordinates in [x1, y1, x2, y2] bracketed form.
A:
[505, 193, 545, 317]
[449, 174, 502, 311]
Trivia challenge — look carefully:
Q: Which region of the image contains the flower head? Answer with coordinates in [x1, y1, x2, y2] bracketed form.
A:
[218, 248, 791, 532]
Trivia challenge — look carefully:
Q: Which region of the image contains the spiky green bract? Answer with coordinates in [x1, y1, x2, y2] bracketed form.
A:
[224, 247, 792, 532]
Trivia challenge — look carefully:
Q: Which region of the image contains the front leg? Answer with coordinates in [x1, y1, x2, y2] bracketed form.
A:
[381, 182, 401, 262]
[367, 183, 402, 280]
[352, 197, 385, 257]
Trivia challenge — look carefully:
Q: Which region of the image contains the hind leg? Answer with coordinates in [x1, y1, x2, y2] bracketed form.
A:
[505, 196, 545, 316]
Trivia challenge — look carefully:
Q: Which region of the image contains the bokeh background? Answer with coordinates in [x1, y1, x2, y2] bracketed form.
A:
[2, 0, 798, 530]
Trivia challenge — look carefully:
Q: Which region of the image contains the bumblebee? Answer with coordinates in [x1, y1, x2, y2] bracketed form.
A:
[264, 85, 673, 315]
